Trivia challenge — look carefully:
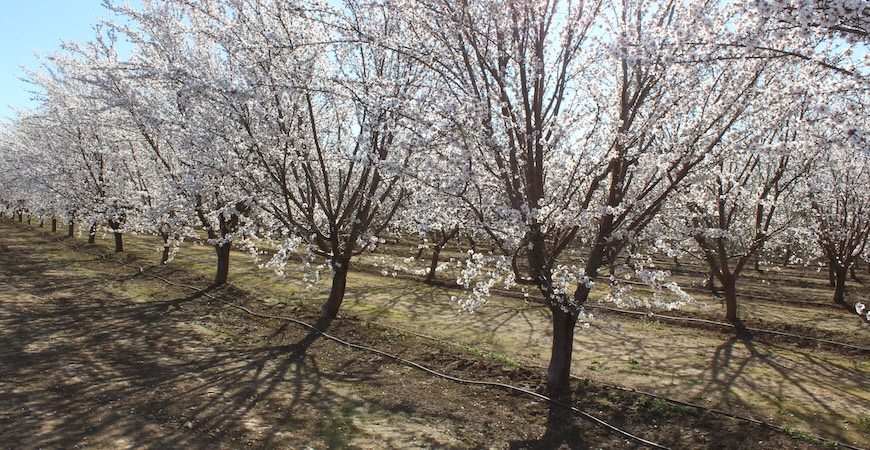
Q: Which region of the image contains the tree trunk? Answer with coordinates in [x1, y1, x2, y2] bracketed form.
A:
[828, 263, 835, 288]
[108, 220, 124, 253]
[88, 223, 97, 244]
[467, 234, 477, 253]
[27, 215, 31, 225]
[415, 237, 426, 260]
[320, 256, 351, 321]
[782, 248, 792, 266]
[832, 267, 848, 304]
[849, 263, 860, 282]
[68, 222, 74, 238]
[39, 218, 44, 228]
[113, 231, 124, 252]
[18, 212, 23, 222]
[705, 269, 719, 297]
[425, 246, 442, 284]
[213, 242, 231, 286]
[547, 304, 578, 397]
[51, 218, 57, 233]
[722, 275, 738, 322]
[161, 233, 171, 264]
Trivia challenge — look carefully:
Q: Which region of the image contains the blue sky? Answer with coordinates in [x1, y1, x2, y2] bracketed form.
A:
[0, 0, 113, 121]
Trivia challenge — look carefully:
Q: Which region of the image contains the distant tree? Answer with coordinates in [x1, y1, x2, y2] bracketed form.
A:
[805, 111, 869, 306]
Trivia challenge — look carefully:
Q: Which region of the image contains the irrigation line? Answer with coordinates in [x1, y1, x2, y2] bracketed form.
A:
[12, 224, 868, 449]
[27, 225, 868, 355]
[586, 305, 869, 352]
[34, 231, 669, 450]
[17, 224, 869, 353]
[336, 320, 867, 450]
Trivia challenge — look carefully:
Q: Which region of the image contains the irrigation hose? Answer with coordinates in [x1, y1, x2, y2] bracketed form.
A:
[13, 224, 866, 450]
[37, 230, 670, 449]
[330, 320, 867, 450]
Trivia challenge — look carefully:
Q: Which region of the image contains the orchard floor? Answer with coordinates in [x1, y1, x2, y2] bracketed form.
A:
[0, 221, 867, 449]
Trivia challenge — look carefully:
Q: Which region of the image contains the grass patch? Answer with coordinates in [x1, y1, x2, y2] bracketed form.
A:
[431, 340, 518, 368]
[649, 397, 687, 415]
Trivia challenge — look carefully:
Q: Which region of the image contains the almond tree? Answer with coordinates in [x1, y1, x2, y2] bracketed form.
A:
[677, 109, 814, 323]
[804, 92, 869, 306]
[177, 0, 430, 321]
[93, 1, 253, 283]
[17, 48, 147, 253]
[394, 0, 774, 396]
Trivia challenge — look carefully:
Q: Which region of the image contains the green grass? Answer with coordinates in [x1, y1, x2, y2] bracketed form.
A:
[649, 397, 687, 415]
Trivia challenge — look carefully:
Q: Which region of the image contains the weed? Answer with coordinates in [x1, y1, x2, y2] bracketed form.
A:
[380, 330, 403, 340]
[483, 332, 498, 345]
[429, 340, 517, 368]
[483, 352, 518, 367]
[649, 398, 687, 415]
[637, 317, 663, 331]
[606, 390, 621, 402]
[587, 359, 605, 372]
[780, 424, 824, 445]
[628, 357, 640, 369]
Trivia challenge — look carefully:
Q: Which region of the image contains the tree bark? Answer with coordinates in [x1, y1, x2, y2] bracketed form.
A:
[320, 256, 351, 321]
[213, 242, 231, 286]
[705, 269, 719, 297]
[161, 233, 171, 264]
[425, 228, 458, 284]
[832, 267, 848, 304]
[547, 304, 578, 397]
[722, 275, 738, 322]
[828, 263, 836, 287]
[426, 246, 442, 284]
[88, 223, 97, 244]
[113, 231, 124, 252]
[51, 218, 57, 233]
[108, 220, 124, 253]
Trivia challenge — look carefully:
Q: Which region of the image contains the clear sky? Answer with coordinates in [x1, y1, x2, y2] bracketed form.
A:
[0, 0, 112, 121]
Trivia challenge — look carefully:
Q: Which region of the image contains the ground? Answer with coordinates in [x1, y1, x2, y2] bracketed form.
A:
[0, 221, 867, 449]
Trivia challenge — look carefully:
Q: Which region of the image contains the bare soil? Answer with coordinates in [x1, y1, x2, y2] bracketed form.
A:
[0, 221, 865, 449]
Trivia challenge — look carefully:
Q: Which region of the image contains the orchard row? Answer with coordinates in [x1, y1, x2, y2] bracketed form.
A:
[1, 0, 867, 394]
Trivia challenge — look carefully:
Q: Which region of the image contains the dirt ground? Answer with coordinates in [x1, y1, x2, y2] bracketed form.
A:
[0, 222, 865, 449]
